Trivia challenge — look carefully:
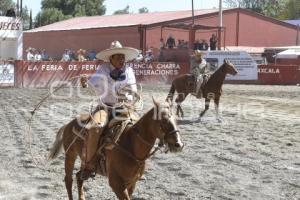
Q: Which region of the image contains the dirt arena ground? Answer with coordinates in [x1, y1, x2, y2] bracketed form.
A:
[0, 84, 299, 200]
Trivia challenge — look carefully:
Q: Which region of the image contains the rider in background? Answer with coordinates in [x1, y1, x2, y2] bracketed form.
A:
[80, 40, 139, 180]
[190, 50, 208, 98]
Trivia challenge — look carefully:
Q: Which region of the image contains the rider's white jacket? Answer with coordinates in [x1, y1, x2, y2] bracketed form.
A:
[89, 63, 137, 105]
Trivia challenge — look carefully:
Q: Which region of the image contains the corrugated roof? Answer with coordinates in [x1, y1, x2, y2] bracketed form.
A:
[26, 9, 219, 33]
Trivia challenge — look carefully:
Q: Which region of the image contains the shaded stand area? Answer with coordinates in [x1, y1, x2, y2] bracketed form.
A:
[158, 23, 225, 63]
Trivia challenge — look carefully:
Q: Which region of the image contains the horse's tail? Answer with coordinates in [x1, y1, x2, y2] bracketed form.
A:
[48, 125, 65, 160]
[166, 83, 176, 102]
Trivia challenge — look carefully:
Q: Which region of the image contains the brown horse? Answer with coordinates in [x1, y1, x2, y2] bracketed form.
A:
[167, 60, 238, 121]
[48, 98, 184, 200]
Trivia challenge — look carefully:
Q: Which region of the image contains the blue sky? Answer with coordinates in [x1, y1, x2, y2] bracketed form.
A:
[16, 0, 223, 18]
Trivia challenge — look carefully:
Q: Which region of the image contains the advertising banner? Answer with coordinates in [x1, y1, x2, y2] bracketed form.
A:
[0, 16, 22, 38]
[127, 62, 189, 82]
[0, 62, 14, 87]
[204, 51, 258, 80]
[15, 61, 189, 87]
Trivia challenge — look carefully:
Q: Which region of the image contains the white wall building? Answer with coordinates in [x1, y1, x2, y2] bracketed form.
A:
[0, 16, 23, 60]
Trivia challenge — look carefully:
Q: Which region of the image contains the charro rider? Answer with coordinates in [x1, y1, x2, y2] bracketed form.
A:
[190, 50, 209, 98]
[80, 40, 139, 180]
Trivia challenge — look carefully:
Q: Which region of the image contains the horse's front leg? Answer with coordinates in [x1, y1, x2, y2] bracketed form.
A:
[200, 98, 210, 118]
[214, 97, 221, 122]
[175, 93, 188, 118]
[76, 171, 86, 200]
[109, 176, 131, 200]
[176, 104, 184, 118]
[128, 182, 137, 198]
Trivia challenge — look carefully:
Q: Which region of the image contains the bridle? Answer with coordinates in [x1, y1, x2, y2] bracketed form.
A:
[114, 110, 179, 166]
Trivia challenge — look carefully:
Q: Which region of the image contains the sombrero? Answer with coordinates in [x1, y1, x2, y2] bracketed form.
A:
[194, 50, 203, 57]
[96, 41, 139, 62]
[77, 49, 86, 54]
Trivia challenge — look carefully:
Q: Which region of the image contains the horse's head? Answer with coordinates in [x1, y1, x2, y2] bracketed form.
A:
[223, 59, 238, 75]
[152, 97, 184, 152]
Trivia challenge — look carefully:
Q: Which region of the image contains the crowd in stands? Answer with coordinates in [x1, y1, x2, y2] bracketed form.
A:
[163, 33, 218, 51]
[26, 47, 97, 62]
[25, 33, 218, 62]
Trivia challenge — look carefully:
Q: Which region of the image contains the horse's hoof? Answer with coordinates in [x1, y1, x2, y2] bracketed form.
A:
[198, 117, 202, 122]
[217, 118, 222, 123]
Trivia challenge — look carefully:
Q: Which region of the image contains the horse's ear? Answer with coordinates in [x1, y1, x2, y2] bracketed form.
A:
[223, 59, 227, 64]
[152, 96, 160, 108]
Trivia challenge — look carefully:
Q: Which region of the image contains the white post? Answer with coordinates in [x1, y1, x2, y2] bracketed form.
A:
[219, 0, 223, 27]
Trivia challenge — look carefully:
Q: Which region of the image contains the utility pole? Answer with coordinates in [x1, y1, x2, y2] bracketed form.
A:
[219, 0, 223, 27]
[218, 0, 223, 50]
[189, 0, 196, 49]
[192, 0, 194, 25]
[20, 0, 23, 17]
[297, 24, 299, 46]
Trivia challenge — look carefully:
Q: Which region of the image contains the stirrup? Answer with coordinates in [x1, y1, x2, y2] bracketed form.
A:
[104, 138, 116, 150]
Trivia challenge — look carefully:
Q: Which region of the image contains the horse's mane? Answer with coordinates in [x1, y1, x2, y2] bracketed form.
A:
[206, 63, 226, 87]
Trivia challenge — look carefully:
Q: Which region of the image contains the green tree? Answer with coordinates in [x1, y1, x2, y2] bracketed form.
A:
[35, 0, 106, 27]
[224, 0, 285, 18]
[113, 5, 130, 15]
[0, 0, 14, 16]
[139, 7, 149, 13]
[280, 0, 300, 20]
[21, 6, 31, 30]
[34, 8, 71, 28]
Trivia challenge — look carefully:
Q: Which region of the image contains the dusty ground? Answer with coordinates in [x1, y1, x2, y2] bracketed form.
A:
[0, 84, 299, 200]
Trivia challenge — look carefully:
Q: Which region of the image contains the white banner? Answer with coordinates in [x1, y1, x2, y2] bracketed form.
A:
[0, 16, 22, 39]
[204, 51, 258, 80]
[0, 63, 14, 86]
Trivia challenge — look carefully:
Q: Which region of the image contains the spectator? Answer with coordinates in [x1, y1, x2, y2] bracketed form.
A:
[87, 50, 97, 61]
[210, 34, 218, 50]
[26, 48, 34, 61]
[69, 50, 76, 61]
[199, 40, 205, 50]
[77, 49, 87, 61]
[166, 34, 176, 49]
[135, 50, 144, 62]
[144, 49, 154, 63]
[41, 49, 50, 61]
[34, 49, 42, 61]
[203, 40, 209, 50]
[194, 40, 201, 50]
[61, 49, 71, 61]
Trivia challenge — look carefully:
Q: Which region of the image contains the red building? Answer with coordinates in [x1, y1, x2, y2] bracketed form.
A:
[23, 8, 299, 60]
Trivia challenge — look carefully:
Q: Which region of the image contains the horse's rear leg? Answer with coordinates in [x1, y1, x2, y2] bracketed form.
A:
[65, 153, 77, 200]
[200, 98, 210, 118]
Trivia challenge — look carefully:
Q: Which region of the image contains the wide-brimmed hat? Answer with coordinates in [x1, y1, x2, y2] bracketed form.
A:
[96, 41, 139, 62]
[77, 49, 86, 54]
[194, 50, 203, 57]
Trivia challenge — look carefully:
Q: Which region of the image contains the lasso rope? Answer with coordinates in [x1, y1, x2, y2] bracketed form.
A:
[26, 75, 143, 169]
[26, 75, 96, 169]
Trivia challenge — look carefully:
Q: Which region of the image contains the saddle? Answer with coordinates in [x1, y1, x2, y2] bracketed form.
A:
[74, 108, 140, 176]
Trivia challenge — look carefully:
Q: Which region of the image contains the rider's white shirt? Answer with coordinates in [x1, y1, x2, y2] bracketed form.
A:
[193, 59, 207, 77]
[89, 63, 137, 105]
